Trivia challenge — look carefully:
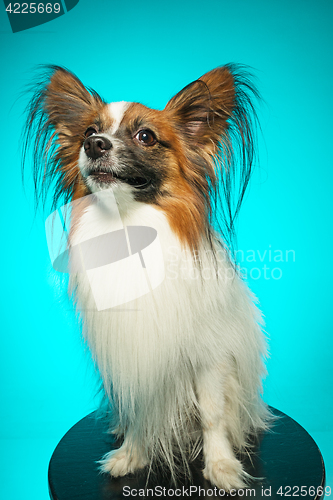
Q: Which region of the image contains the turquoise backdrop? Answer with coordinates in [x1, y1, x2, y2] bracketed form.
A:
[0, 1, 332, 498]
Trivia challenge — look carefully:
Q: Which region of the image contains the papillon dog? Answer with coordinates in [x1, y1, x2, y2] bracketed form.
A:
[23, 64, 270, 491]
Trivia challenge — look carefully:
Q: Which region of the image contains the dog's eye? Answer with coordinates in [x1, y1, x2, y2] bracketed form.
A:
[84, 126, 98, 138]
[134, 129, 157, 146]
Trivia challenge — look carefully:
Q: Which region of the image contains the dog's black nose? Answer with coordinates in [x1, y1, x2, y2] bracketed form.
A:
[84, 135, 112, 159]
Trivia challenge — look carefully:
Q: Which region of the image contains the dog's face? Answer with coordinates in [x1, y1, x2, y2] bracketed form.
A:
[78, 101, 186, 207]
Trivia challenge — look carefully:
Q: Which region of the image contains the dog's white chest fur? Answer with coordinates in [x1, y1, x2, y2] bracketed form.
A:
[70, 194, 228, 385]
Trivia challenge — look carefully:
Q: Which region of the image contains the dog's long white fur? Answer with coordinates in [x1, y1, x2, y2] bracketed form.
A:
[69, 183, 269, 488]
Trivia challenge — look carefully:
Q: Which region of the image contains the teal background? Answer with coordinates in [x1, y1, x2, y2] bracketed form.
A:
[0, 1, 332, 498]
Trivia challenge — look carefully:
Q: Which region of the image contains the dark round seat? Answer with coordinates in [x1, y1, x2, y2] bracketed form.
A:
[48, 407, 325, 499]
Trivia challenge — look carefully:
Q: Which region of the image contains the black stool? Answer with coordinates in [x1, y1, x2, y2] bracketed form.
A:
[48, 407, 325, 499]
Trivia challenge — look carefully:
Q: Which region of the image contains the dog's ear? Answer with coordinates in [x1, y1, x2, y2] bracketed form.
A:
[165, 66, 236, 153]
[164, 65, 260, 253]
[43, 66, 105, 136]
[22, 66, 106, 208]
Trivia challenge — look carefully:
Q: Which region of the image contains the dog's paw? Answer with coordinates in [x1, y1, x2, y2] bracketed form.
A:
[203, 457, 249, 491]
[99, 447, 148, 477]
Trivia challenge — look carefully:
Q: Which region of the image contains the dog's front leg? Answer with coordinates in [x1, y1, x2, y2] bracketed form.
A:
[196, 365, 249, 491]
[99, 436, 149, 477]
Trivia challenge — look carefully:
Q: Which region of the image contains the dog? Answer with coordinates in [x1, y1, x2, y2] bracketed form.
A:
[23, 64, 270, 491]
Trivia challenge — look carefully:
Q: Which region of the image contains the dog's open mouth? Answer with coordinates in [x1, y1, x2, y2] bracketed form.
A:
[89, 171, 152, 189]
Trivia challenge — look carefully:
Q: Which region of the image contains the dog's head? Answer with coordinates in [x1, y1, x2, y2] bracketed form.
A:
[23, 65, 259, 251]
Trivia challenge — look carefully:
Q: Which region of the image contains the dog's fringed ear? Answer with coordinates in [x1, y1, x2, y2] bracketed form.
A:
[22, 66, 106, 210]
[165, 66, 236, 152]
[42, 66, 105, 135]
[165, 64, 260, 255]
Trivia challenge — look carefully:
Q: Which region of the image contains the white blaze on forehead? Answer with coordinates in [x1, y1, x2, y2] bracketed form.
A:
[108, 101, 130, 134]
